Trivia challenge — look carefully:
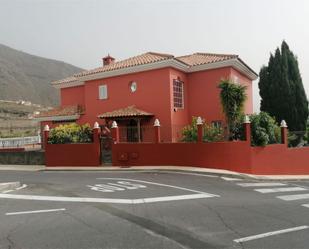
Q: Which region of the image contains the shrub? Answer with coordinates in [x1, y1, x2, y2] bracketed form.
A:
[181, 117, 223, 142]
[48, 123, 93, 144]
[304, 122, 309, 145]
[249, 112, 281, 146]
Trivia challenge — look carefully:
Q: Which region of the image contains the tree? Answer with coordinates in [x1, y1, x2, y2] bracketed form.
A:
[259, 41, 308, 131]
[218, 79, 247, 140]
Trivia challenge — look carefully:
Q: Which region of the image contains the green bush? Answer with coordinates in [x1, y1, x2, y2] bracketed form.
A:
[249, 112, 281, 146]
[303, 122, 309, 145]
[48, 123, 93, 144]
[181, 117, 224, 142]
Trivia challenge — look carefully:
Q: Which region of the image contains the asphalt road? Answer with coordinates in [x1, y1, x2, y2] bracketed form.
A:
[1, 170, 309, 249]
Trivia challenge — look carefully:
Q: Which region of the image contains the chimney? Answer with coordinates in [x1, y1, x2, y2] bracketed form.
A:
[102, 54, 115, 66]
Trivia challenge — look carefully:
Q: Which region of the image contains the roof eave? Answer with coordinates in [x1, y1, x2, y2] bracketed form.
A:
[52, 57, 258, 89]
[79, 58, 188, 82]
[98, 114, 154, 119]
[34, 114, 80, 122]
[188, 58, 258, 81]
[51, 79, 84, 89]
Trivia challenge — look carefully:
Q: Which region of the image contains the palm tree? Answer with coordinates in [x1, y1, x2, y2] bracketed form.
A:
[218, 79, 247, 140]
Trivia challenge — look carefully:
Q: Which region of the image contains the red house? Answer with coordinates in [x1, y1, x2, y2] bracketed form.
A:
[37, 52, 258, 142]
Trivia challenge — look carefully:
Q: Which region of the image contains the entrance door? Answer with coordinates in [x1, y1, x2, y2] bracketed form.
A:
[100, 127, 113, 165]
[127, 119, 140, 142]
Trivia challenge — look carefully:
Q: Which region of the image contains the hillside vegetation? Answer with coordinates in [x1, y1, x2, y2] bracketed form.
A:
[0, 100, 49, 138]
[0, 43, 83, 106]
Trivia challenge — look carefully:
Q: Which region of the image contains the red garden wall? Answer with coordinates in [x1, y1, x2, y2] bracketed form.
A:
[44, 126, 101, 167]
[45, 143, 100, 166]
[44, 120, 309, 175]
[111, 123, 309, 175]
[251, 145, 309, 174]
[112, 141, 309, 175]
[112, 141, 252, 173]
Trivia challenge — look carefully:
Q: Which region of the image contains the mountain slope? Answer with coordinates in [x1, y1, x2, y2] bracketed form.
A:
[0, 44, 83, 106]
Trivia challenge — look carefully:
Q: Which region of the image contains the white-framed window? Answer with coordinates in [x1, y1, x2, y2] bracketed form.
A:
[129, 81, 137, 93]
[211, 120, 222, 129]
[173, 79, 184, 108]
[99, 85, 108, 100]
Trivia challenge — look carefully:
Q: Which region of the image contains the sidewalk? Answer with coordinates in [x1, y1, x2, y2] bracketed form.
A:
[1, 164, 309, 180]
[0, 165, 45, 171]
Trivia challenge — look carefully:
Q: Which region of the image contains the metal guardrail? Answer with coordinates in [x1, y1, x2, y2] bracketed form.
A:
[0, 135, 41, 148]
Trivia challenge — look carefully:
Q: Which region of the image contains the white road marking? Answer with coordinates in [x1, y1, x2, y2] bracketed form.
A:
[15, 184, 28, 191]
[88, 181, 148, 192]
[0, 193, 215, 204]
[237, 182, 287, 187]
[96, 178, 219, 196]
[301, 204, 309, 208]
[234, 225, 309, 243]
[132, 194, 211, 204]
[221, 177, 243, 181]
[6, 208, 66, 216]
[254, 187, 307, 194]
[87, 184, 117, 192]
[1, 184, 27, 194]
[2, 190, 13, 194]
[277, 193, 309, 201]
[0, 178, 218, 204]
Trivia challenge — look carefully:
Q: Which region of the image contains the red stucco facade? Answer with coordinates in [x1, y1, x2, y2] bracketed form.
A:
[57, 65, 253, 142]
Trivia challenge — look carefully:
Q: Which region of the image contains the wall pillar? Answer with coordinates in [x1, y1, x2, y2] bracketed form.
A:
[280, 120, 288, 146]
[93, 122, 101, 145]
[154, 119, 161, 143]
[197, 116, 203, 143]
[243, 115, 251, 144]
[43, 124, 49, 150]
[111, 121, 119, 143]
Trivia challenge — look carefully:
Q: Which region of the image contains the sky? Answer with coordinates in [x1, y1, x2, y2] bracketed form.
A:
[0, 0, 308, 112]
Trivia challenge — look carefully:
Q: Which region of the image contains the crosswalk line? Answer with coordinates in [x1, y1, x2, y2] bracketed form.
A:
[254, 187, 307, 194]
[277, 193, 309, 201]
[237, 182, 287, 187]
[234, 225, 309, 243]
[221, 177, 243, 181]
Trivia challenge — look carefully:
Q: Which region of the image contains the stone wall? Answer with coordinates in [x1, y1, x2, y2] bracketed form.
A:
[0, 150, 45, 165]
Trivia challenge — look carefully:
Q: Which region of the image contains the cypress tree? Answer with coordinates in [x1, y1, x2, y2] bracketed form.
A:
[259, 41, 308, 131]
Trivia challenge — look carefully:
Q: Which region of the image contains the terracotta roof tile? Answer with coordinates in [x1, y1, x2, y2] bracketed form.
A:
[52, 52, 241, 85]
[52, 52, 174, 85]
[176, 53, 238, 66]
[98, 105, 153, 118]
[52, 76, 77, 85]
[76, 52, 174, 77]
[34, 105, 83, 118]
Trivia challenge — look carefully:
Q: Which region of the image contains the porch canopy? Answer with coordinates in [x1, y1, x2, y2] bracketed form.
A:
[98, 105, 154, 142]
[34, 105, 83, 122]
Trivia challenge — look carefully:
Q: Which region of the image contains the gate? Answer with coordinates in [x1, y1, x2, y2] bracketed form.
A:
[100, 133, 113, 165]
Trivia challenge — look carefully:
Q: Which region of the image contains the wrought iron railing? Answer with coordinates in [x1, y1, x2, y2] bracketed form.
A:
[0, 135, 41, 148]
